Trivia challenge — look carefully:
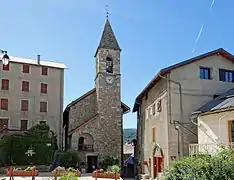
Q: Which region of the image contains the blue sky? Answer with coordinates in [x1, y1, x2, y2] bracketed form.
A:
[1, 0, 234, 128]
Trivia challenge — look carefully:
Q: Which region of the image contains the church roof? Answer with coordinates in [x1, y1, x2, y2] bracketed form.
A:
[95, 19, 121, 56]
[66, 88, 130, 114]
[68, 114, 98, 135]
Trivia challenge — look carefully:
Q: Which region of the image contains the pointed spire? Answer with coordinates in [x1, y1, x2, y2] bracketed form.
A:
[96, 19, 121, 54]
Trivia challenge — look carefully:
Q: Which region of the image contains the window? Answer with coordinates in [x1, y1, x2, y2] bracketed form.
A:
[41, 83, 48, 94]
[2, 64, 9, 71]
[200, 67, 211, 79]
[145, 93, 148, 100]
[106, 57, 113, 73]
[20, 120, 28, 130]
[0, 98, 8, 110]
[41, 66, 48, 75]
[21, 100, 29, 111]
[152, 104, 156, 115]
[145, 109, 148, 119]
[40, 120, 46, 125]
[40, 101, 47, 112]
[228, 120, 234, 143]
[152, 127, 156, 142]
[1, 79, 9, 90]
[22, 81, 29, 92]
[219, 69, 234, 82]
[157, 100, 162, 112]
[22, 64, 30, 73]
[0, 118, 8, 129]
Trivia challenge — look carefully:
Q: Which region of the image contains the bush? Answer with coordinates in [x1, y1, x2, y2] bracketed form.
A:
[164, 147, 234, 180]
[0, 124, 57, 166]
[61, 173, 78, 180]
[60, 151, 79, 168]
[102, 155, 119, 168]
[111, 165, 120, 174]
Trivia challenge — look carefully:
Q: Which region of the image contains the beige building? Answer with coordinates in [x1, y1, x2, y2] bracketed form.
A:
[0, 54, 66, 148]
[133, 48, 234, 178]
[189, 88, 234, 156]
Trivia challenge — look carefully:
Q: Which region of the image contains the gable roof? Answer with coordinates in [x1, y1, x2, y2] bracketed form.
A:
[133, 48, 234, 112]
[66, 88, 130, 114]
[68, 114, 98, 135]
[0, 55, 67, 69]
[193, 87, 234, 115]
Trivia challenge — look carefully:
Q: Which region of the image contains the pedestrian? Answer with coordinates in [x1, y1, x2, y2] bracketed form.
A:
[92, 164, 96, 172]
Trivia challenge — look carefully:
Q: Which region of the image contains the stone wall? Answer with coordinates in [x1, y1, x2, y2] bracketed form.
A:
[68, 91, 97, 132]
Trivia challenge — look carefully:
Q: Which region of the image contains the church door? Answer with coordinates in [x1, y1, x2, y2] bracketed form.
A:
[87, 155, 98, 173]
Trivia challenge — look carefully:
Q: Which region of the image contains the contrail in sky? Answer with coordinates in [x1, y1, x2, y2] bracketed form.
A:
[192, 0, 216, 54]
[196, 25, 204, 43]
[210, 0, 216, 11]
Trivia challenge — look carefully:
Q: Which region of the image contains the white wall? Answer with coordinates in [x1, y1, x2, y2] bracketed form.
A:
[198, 110, 234, 145]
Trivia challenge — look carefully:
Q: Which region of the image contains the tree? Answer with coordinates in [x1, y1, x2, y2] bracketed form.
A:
[164, 147, 234, 180]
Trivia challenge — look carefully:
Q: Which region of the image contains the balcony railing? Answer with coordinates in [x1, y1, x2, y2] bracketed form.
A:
[189, 142, 234, 156]
[78, 144, 94, 152]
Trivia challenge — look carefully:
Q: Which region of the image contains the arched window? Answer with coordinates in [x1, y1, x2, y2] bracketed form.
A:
[106, 57, 113, 73]
[78, 137, 84, 150]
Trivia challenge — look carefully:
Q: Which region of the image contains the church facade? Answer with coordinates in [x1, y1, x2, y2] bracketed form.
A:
[63, 19, 130, 172]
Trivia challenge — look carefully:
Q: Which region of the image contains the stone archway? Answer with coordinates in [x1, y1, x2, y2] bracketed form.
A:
[152, 143, 164, 157]
[78, 133, 94, 151]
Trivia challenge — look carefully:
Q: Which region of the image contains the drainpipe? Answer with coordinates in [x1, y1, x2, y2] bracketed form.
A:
[135, 101, 142, 176]
[159, 74, 184, 157]
[174, 121, 180, 158]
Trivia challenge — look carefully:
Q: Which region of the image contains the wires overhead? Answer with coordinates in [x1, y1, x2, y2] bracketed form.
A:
[192, 0, 216, 54]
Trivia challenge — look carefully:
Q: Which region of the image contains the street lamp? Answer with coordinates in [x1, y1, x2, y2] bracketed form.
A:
[0, 50, 10, 65]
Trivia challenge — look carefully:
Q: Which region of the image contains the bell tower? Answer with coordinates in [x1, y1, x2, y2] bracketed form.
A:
[95, 18, 122, 160]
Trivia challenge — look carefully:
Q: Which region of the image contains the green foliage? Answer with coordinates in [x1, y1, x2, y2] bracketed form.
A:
[28, 124, 50, 136]
[102, 155, 119, 168]
[0, 124, 57, 165]
[111, 165, 120, 174]
[60, 151, 79, 168]
[164, 147, 234, 180]
[60, 173, 78, 180]
[123, 129, 136, 143]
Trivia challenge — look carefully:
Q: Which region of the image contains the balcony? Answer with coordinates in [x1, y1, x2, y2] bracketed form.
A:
[189, 142, 234, 156]
[78, 144, 94, 152]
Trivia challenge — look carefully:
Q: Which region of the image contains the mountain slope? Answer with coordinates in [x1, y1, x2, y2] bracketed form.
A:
[123, 129, 136, 143]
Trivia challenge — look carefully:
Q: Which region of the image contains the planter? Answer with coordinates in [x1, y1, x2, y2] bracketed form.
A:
[92, 172, 120, 179]
[52, 171, 81, 177]
[6, 168, 39, 176]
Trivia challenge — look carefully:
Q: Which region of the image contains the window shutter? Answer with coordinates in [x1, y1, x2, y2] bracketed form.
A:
[228, 120, 231, 143]
[157, 100, 162, 112]
[152, 104, 156, 115]
[152, 127, 156, 142]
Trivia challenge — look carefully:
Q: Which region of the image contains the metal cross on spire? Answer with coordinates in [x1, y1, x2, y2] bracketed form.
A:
[106, 5, 109, 19]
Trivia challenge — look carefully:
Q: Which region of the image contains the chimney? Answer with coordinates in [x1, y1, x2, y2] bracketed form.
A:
[37, 54, 41, 64]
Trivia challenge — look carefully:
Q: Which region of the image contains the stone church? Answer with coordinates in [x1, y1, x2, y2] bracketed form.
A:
[63, 18, 130, 172]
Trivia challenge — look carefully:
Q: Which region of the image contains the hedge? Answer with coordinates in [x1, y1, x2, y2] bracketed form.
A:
[0, 124, 57, 165]
[164, 147, 234, 180]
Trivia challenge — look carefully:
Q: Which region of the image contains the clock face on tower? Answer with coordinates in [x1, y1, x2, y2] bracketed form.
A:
[105, 75, 114, 84]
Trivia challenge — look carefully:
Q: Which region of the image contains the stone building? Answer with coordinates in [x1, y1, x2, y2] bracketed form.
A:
[0, 54, 66, 149]
[133, 48, 234, 178]
[63, 18, 130, 172]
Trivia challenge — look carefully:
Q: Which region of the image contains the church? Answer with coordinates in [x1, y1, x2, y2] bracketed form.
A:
[63, 18, 130, 173]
